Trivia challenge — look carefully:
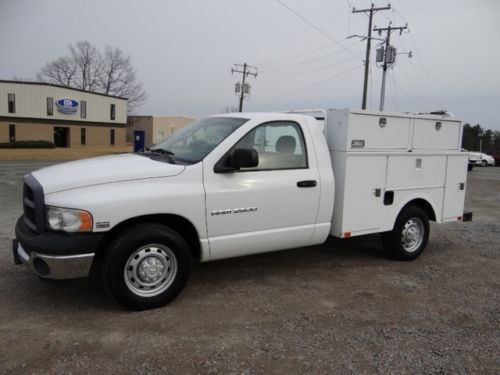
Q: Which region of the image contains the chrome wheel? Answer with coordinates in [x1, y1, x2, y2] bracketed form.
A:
[124, 244, 178, 297]
[401, 217, 424, 253]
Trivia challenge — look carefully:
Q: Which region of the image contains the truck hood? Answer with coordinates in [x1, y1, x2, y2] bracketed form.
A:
[32, 153, 186, 194]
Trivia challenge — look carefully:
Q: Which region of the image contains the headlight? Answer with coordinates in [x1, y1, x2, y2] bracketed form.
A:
[46, 206, 93, 232]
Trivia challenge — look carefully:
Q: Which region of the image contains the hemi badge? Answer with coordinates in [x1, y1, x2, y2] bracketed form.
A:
[96, 222, 110, 229]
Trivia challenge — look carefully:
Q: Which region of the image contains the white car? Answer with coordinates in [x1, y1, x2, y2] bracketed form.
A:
[480, 153, 495, 166]
[470, 152, 495, 166]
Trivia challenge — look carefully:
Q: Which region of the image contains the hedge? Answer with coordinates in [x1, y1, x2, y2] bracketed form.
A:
[0, 141, 56, 149]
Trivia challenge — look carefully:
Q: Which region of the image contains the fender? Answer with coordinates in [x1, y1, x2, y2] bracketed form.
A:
[391, 193, 440, 229]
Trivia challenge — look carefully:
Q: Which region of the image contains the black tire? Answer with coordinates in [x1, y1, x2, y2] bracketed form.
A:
[102, 223, 192, 310]
[382, 206, 430, 261]
[481, 160, 487, 167]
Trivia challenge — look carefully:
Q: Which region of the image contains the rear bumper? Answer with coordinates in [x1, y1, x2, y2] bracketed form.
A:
[13, 240, 94, 279]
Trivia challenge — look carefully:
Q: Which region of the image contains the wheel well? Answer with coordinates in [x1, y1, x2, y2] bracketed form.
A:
[403, 199, 436, 222]
[95, 214, 201, 262]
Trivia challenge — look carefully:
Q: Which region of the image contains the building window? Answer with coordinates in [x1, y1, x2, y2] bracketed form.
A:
[47, 97, 53, 116]
[8, 93, 15, 113]
[81, 128, 86, 145]
[81, 101, 87, 118]
[157, 131, 165, 140]
[9, 124, 15, 142]
[110, 104, 116, 120]
[110, 129, 115, 145]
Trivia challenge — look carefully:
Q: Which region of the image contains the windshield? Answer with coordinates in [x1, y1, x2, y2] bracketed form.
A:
[148, 116, 249, 164]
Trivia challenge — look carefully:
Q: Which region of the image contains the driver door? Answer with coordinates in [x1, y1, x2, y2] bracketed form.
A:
[203, 118, 321, 261]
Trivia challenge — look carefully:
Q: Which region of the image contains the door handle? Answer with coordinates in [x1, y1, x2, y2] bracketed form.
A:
[297, 180, 317, 188]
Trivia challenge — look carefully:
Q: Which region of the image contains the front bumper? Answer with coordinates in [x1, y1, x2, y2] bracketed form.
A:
[13, 240, 94, 279]
[14, 216, 104, 279]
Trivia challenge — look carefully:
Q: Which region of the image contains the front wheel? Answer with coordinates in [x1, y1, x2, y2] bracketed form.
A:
[482, 160, 487, 167]
[102, 223, 192, 310]
[382, 206, 430, 261]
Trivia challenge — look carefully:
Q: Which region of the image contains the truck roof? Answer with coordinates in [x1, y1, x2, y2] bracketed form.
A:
[214, 109, 462, 123]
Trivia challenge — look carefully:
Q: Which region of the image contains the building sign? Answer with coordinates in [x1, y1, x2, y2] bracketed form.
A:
[56, 98, 79, 114]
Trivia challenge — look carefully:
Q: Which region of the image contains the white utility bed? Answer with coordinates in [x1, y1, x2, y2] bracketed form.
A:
[295, 109, 468, 238]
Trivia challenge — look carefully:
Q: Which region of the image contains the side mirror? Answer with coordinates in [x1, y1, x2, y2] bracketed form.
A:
[231, 148, 258, 169]
[214, 148, 258, 173]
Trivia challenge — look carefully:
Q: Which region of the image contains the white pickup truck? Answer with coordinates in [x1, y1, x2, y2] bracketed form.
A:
[13, 109, 472, 310]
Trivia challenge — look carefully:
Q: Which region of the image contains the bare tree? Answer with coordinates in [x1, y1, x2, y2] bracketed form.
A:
[37, 40, 146, 113]
[37, 57, 77, 87]
[69, 41, 102, 91]
[100, 46, 146, 113]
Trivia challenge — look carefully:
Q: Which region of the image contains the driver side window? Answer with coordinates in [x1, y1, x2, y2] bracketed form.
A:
[234, 121, 308, 171]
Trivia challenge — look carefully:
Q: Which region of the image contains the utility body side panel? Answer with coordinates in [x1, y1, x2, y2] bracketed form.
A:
[324, 109, 467, 238]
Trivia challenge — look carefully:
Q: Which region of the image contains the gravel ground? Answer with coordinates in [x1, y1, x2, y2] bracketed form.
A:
[0, 161, 498, 374]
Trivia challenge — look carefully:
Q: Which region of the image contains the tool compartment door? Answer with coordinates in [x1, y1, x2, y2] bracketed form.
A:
[341, 155, 387, 234]
[443, 155, 468, 220]
[412, 119, 462, 150]
[348, 113, 411, 151]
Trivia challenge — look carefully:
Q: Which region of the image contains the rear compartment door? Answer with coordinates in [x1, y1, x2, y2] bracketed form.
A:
[443, 155, 468, 220]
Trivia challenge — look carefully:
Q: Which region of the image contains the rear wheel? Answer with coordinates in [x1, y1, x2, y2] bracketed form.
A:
[382, 206, 430, 261]
[102, 223, 191, 310]
[482, 160, 487, 167]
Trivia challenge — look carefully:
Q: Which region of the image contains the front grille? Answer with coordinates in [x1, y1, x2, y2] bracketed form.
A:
[23, 174, 45, 233]
[23, 184, 36, 231]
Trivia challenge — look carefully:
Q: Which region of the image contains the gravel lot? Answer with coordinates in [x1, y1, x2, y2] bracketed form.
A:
[0, 161, 498, 374]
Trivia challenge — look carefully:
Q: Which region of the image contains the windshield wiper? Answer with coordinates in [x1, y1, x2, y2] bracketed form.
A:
[150, 148, 175, 156]
[149, 148, 176, 163]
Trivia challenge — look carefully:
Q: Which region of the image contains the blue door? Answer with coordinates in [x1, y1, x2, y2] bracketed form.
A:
[133, 130, 145, 152]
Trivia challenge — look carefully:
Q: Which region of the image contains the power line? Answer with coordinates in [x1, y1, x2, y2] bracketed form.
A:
[260, 54, 360, 76]
[408, 33, 443, 108]
[393, 33, 442, 108]
[395, 59, 433, 110]
[260, 40, 362, 70]
[389, 68, 399, 111]
[390, 2, 443, 109]
[391, 72, 420, 111]
[273, 0, 363, 61]
[253, 64, 364, 100]
[257, 41, 338, 66]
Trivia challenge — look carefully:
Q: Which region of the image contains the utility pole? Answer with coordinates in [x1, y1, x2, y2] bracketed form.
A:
[374, 22, 408, 111]
[352, 3, 391, 110]
[231, 63, 258, 112]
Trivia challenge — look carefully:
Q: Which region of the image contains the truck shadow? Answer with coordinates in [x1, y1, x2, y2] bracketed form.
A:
[11, 234, 387, 312]
[189, 234, 388, 287]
